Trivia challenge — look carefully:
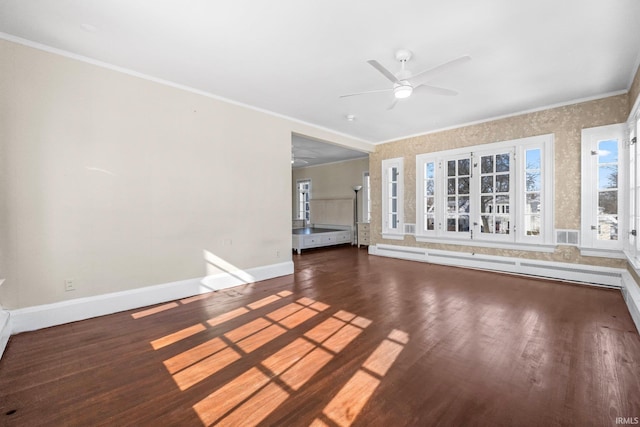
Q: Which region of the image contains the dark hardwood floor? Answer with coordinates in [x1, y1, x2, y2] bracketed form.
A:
[1, 246, 639, 426]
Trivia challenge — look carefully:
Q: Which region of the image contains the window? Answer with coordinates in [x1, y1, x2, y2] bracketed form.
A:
[382, 158, 404, 238]
[628, 113, 640, 261]
[363, 172, 371, 222]
[416, 134, 554, 249]
[477, 150, 512, 239]
[445, 155, 472, 235]
[296, 179, 311, 223]
[581, 124, 625, 252]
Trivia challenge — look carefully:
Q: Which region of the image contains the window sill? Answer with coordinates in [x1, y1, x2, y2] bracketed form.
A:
[579, 247, 625, 259]
[415, 236, 556, 253]
[624, 250, 640, 277]
[382, 233, 405, 241]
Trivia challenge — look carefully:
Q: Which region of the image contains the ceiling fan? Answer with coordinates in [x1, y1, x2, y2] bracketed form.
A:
[340, 49, 471, 109]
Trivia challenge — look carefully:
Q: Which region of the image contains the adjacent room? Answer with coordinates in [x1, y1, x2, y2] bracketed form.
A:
[1, 1, 640, 426]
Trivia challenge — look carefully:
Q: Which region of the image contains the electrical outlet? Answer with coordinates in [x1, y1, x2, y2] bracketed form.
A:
[64, 279, 76, 291]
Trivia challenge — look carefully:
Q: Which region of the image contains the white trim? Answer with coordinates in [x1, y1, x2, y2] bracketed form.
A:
[292, 156, 369, 170]
[8, 261, 293, 335]
[620, 271, 640, 334]
[0, 32, 372, 149]
[381, 233, 405, 241]
[375, 90, 628, 145]
[627, 51, 640, 91]
[415, 236, 556, 252]
[369, 243, 624, 288]
[579, 247, 626, 259]
[0, 310, 11, 359]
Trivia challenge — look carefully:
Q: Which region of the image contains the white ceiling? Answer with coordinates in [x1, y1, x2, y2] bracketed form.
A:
[1, 1, 639, 151]
[292, 135, 368, 169]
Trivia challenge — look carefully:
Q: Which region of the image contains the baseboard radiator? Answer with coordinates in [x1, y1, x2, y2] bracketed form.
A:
[370, 244, 623, 288]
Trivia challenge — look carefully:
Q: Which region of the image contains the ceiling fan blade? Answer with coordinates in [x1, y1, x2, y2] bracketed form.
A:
[339, 88, 393, 98]
[415, 84, 459, 96]
[367, 60, 400, 84]
[387, 98, 399, 110]
[409, 55, 471, 86]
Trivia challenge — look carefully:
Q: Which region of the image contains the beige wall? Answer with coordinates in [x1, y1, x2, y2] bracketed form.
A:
[370, 94, 629, 268]
[0, 39, 364, 309]
[291, 157, 369, 223]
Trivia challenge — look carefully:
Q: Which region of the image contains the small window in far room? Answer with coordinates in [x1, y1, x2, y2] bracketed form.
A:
[296, 179, 311, 223]
[363, 172, 371, 222]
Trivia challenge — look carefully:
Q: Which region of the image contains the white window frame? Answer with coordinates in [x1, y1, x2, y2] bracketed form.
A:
[626, 106, 640, 266]
[580, 124, 626, 256]
[296, 178, 311, 223]
[415, 134, 554, 251]
[382, 157, 404, 239]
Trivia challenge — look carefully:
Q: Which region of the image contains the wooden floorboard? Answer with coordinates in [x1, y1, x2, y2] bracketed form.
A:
[1, 246, 639, 426]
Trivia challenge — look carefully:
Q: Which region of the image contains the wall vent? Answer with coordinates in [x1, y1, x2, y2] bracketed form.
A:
[404, 223, 416, 235]
[556, 229, 579, 246]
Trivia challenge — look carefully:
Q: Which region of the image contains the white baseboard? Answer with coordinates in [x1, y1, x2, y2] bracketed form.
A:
[369, 243, 640, 333]
[8, 261, 294, 336]
[621, 271, 640, 334]
[369, 243, 624, 288]
[0, 310, 10, 359]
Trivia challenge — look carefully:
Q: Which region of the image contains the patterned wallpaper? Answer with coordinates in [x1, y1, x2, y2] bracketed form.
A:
[370, 94, 629, 268]
[630, 64, 640, 113]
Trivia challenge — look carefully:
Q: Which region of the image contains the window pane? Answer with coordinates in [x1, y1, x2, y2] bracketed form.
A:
[496, 194, 510, 213]
[458, 216, 469, 232]
[481, 156, 493, 174]
[426, 216, 435, 231]
[481, 176, 493, 193]
[448, 178, 456, 195]
[458, 196, 469, 213]
[458, 159, 470, 176]
[526, 171, 541, 192]
[426, 180, 434, 195]
[458, 177, 469, 195]
[525, 215, 541, 235]
[598, 140, 618, 163]
[598, 191, 617, 214]
[426, 197, 434, 211]
[391, 182, 397, 197]
[481, 196, 493, 213]
[526, 149, 541, 170]
[496, 175, 509, 192]
[391, 198, 398, 212]
[391, 214, 398, 228]
[391, 167, 398, 181]
[426, 162, 435, 179]
[598, 165, 617, 189]
[447, 197, 456, 213]
[447, 217, 456, 231]
[526, 193, 541, 214]
[480, 215, 494, 233]
[447, 160, 456, 176]
[495, 216, 510, 234]
[598, 216, 618, 240]
[496, 153, 510, 172]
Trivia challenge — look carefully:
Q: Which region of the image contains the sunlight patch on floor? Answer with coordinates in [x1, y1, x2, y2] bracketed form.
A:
[311, 329, 409, 427]
[192, 308, 371, 426]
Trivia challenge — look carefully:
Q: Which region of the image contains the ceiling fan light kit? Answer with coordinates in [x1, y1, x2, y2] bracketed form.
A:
[340, 49, 470, 109]
[394, 84, 413, 99]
